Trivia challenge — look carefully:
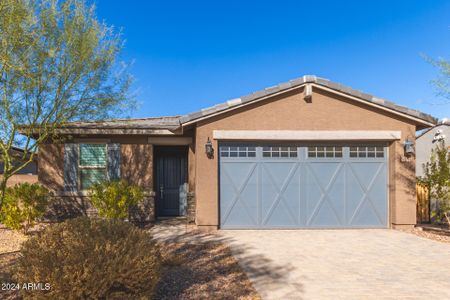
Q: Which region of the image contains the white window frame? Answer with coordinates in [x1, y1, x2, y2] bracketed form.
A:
[349, 145, 385, 158]
[262, 146, 298, 158]
[307, 146, 343, 158]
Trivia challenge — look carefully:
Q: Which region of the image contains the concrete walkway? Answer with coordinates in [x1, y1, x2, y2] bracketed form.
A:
[219, 229, 450, 300]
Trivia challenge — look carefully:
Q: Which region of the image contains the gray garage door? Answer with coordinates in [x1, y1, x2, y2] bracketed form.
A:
[219, 144, 388, 229]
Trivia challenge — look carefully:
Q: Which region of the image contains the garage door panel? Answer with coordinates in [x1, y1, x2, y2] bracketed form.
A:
[220, 162, 258, 227]
[347, 162, 383, 190]
[369, 169, 388, 221]
[283, 171, 301, 221]
[221, 162, 257, 188]
[307, 162, 343, 190]
[350, 199, 385, 227]
[309, 200, 343, 227]
[346, 167, 365, 222]
[262, 198, 298, 227]
[261, 162, 298, 188]
[305, 171, 323, 223]
[260, 162, 301, 227]
[239, 174, 259, 221]
[219, 144, 388, 229]
[224, 199, 258, 227]
[326, 173, 346, 223]
[346, 162, 387, 226]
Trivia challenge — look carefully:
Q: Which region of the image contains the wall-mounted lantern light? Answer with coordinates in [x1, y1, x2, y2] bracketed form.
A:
[403, 138, 415, 156]
[205, 137, 214, 159]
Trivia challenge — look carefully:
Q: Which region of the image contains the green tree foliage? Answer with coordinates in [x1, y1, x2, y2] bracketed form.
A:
[429, 57, 450, 104]
[0, 0, 134, 208]
[14, 217, 162, 299]
[89, 180, 144, 220]
[419, 141, 450, 224]
[0, 182, 49, 234]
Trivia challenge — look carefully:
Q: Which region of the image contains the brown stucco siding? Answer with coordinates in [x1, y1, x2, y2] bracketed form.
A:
[38, 141, 157, 222]
[37, 137, 194, 194]
[37, 137, 197, 222]
[121, 144, 153, 190]
[38, 143, 64, 192]
[194, 87, 418, 228]
[390, 138, 417, 227]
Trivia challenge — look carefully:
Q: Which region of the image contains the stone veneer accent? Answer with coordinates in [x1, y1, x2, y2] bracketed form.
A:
[187, 192, 196, 223]
[45, 193, 156, 224]
[129, 193, 156, 223]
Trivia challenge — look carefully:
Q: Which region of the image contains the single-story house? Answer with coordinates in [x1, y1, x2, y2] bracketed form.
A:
[36, 75, 437, 229]
[0, 147, 38, 187]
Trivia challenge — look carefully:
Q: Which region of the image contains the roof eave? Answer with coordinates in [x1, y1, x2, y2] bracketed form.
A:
[28, 128, 182, 136]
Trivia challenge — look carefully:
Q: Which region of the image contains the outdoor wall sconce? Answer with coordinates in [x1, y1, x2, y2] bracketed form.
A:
[403, 138, 415, 156]
[205, 137, 214, 159]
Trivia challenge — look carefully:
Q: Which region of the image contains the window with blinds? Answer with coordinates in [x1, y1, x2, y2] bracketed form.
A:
[79, 144, 107, 190]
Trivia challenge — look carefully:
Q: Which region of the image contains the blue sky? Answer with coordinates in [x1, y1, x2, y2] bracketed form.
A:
[96, 0, 450, 120]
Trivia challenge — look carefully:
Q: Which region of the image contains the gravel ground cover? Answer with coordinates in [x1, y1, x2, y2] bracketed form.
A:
[155, 241, 260, 300]
[0, 223, 259, 300]
[400, 227, 450, 244]
[0, 225, 26, 300]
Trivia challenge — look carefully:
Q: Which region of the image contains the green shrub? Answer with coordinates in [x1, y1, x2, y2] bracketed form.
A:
[420, 141, 450, 225]
[0, 182, 49, 234]
[89, 180, 144, 219]
[14, 217, 161, 299]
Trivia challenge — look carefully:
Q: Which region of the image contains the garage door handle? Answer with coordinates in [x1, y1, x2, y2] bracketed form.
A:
[160, 186, 164, 199]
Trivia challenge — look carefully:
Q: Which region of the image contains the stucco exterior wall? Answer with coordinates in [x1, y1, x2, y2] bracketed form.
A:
[38, 137, 197, 222]
[4, 174, 38, 187]
[39, 136, 194, 191]
[121, 144, 153, 190]
[39, 143, 64, 191]
[194, 87, 418, 228]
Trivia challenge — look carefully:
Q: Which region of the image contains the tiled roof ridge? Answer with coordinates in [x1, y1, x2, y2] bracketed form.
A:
[180, 75, 437, 125]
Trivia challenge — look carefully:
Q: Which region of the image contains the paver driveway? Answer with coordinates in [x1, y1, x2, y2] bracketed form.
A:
[219, 229, 450, 300]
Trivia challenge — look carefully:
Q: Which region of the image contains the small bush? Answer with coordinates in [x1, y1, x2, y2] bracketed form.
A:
[14, 217, 161, 299]
[89, 179, 144, 219]
[0, 182, 49, 234]
[420, 141, 450, 225]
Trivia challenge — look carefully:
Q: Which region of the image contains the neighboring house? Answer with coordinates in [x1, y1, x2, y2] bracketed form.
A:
[35, 75, 437, 229]
[0, 147, 38, 187]
[415, 119, 449, 217]
[416, 119, 450, 178]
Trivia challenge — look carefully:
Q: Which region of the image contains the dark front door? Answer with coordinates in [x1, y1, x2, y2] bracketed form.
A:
[155, 147, 187, 217]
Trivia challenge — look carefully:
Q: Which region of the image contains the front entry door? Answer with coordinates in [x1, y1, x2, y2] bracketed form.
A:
[155, 147, 187, 217]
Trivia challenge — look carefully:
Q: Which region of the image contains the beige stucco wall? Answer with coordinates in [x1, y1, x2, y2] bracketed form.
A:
[194, 87, 418, 228]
